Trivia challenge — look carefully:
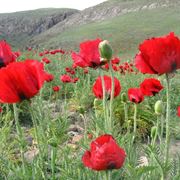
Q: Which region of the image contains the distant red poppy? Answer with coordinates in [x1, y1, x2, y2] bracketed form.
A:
[111, 57, 120, 64]
[177, 106, 180, 117]
[135, 32, 180, 75]
[53, 86, 60, 92]
[71, 77, 79, 83]
[82, 134, 126, 171]
[93, 75, 121, 99]
[44, 73, 54, 82]
[65, 67, 71, 73]
[84, 69, 89, 74]
[0, 60, 46, 103]
[39, 52, 44, 57]
[13, 51, 21, 58]
[0, 40, 16, 68]
[128, 88, 144, 104]
[140, 78, 163, 96]
[42, 57, 51, 64]
[60, 74, 72, 83]
[71, 39, 102, 68]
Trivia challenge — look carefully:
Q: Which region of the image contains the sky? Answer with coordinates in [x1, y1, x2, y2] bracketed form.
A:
[0, 0, 107, 13]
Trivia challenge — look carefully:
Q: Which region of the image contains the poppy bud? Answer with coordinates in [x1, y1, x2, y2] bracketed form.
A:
[151, 126, 157, 139]
[154, 100, 163, 115]
[121, 92, 127, 103]
[99, 40, 113, 61]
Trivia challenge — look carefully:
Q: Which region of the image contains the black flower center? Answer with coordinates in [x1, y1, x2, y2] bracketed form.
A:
[0, 57, 5, 68]
[171, 62, 177, 72]
[18, 93, 27, 101]
[107, 162, 116, 170]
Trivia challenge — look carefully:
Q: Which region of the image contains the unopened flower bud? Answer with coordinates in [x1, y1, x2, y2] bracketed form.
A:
[154, 100, 163, 115]
[151, 126, 157, 139]
[121, 92, 127, 103]
[99, 40, 113, 61]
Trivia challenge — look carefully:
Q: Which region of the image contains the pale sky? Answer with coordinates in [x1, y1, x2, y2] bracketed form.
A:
[0, 0, 107, 13]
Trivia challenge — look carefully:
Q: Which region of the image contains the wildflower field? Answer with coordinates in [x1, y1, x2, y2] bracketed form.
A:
[0, 32, 180, 180]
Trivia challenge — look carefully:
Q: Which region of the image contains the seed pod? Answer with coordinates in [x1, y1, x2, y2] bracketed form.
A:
[99, 40, 113, 61]
[154, 100, 163, 115]
[151, 126, 157, 139]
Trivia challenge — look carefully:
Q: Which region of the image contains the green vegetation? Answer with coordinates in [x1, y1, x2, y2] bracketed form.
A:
[39, 5, 180, 59]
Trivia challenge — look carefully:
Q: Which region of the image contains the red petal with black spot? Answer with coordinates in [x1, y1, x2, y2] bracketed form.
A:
[0, 60, 46, 103]
[128, 88, 144, 104]
[140, 78, 163, 96]
[135, 32, 180, 75]
[82, 134, 126, 171]
[71, 39, 102, 68]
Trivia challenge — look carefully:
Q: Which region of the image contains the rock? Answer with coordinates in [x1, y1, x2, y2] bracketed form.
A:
[24, 148, 39, 163]
[71, 134, 83, 144]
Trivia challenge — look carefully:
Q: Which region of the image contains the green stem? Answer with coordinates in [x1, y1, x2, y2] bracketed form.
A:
[51, 147, 57, 180]
[13, 104, 26, 175]
[100, 70, 107, 133]
[104, 171, 111, 180]
[152, 116, 160, 147]
[132, 104, 137, 143]
[109, 62, 114, 134]
[160, 114, 164, 142]
[30, 106, 44, 165]
[165, 74, 170, 164]
[123, 102, 129, 132]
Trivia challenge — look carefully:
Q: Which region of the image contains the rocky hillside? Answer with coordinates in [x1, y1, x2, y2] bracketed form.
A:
[0, 8, 78, 47]
[0, 0, 180, 49]
[29, 0, 180, 49]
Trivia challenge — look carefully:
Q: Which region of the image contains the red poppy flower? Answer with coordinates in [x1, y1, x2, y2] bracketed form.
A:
[65, 67, 71, 73]
[60, 74, 72, 83]
[53, 86, 60, 92]
[71, 77, 79, 83]
[13, 51, 21, 58]
[0, 60, 46, 103]
[140, 78, 163, 96]
[82, 134, 126, 171]
[135, 32, 180, 75]
[44, 73, 54, 82]
[177, 106, 180, 117]
[111, 57, 120, 64]
[39, 52, 44, 57]
[0, 40, 16, 68]
[128, 88, 144, 104]
[71, 39, 102, 68]
[112, 65, 119, 71]
[84, 69, 89, 74]
[27, 47, 32, 51]
[42, 57, 51, 64]
[70, 70, 76, 75]
[93, 75, 121, 99]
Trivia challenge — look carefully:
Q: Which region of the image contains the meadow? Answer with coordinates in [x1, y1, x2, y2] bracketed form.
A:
[0, 32, 180, 180]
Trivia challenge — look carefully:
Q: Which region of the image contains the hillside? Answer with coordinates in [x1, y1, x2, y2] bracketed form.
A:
[29, 0, 180, 58]
[1, 0, 180, 58]
[0, 8, 78, 47]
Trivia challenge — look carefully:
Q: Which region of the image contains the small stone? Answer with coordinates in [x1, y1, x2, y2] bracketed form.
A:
[24, 148, 39, 163]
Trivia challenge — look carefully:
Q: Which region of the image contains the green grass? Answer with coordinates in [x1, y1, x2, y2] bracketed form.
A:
[38, 5, 180, 59]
